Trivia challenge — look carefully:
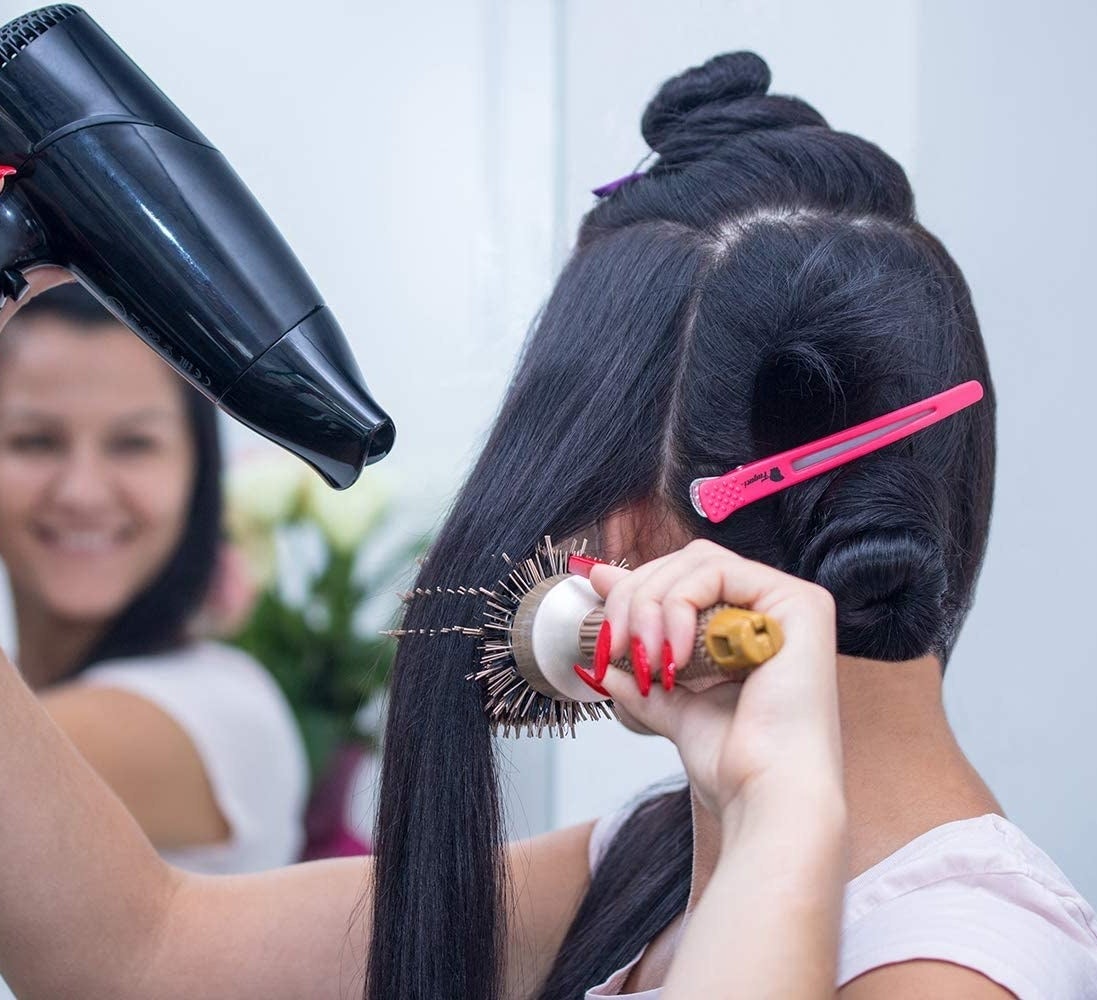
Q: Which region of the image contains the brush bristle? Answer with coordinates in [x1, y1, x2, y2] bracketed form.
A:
[469, 537, 617, 738]
[386, 535, 619, 738]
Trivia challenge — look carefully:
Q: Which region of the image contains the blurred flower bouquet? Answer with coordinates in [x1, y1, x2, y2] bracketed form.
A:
[225, 453, 418, 785]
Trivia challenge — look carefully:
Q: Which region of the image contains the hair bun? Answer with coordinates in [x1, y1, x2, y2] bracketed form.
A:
[813, 530, 949, 662]
[640, 52, 826, 167]
[790, 457, 950, 662]
[642, 52, 770, 151]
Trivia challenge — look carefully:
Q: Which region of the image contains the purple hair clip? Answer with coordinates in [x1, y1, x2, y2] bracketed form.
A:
[591, 172, 644, 198]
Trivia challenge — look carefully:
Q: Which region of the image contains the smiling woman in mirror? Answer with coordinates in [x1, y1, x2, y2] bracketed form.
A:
[0, 285, 307, 876]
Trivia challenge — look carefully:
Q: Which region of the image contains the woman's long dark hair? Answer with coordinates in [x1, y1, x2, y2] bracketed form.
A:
[367, 52, 996, 1000]
[7, 284, 222, 672]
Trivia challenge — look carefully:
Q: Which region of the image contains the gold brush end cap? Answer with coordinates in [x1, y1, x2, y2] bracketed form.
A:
[703, 607, 784, 669]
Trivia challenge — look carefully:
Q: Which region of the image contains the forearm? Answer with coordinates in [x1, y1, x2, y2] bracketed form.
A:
[0, 653, 179, 999]
[663, 783, 847, 1000]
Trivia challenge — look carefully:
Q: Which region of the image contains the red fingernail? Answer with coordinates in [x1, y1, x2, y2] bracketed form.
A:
[594, 620, 612, 683]
[662, 640, 676, 692]
[0, 166, 16, 178]
[631, 637, 652, 697]
[573, 664, 611, 697]
[567, 554, 605, 578]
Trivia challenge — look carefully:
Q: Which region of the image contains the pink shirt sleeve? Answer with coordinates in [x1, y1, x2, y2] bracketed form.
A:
[839, 815, 1097, 997]
[840, 877, 1097, 996]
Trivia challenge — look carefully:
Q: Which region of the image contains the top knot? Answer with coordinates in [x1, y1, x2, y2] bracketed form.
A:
[641, 52, 771, 150]
[639, 52, 827, 169]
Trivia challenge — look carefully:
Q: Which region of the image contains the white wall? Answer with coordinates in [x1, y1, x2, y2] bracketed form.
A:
[1, 0, 1094, 901]
[915, 0, 1097, 904]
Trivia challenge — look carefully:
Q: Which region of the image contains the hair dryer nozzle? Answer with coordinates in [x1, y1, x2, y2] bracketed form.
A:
[218, 308, 395, 489]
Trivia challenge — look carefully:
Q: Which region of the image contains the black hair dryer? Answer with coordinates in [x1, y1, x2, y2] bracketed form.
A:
[0, 5, 394, 488]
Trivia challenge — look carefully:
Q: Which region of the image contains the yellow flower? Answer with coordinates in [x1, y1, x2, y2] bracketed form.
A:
[225, 452, 309, 536]
[229, 526, 278, 589]
[304, 468, 390, 553]
[224, 452, 311, 587]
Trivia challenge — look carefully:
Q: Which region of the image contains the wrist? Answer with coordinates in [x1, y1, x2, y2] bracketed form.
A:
[720, 772, 847, 851]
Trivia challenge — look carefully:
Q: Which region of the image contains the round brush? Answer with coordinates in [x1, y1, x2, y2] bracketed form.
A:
[390, 537, 784, 738]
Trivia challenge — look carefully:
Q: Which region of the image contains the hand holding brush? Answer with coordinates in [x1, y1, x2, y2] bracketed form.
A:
[568, 548, 784, 698]
[581, 540, 847, 1000]
[392, 537, 786, 737]
[576, 539, 842, 814]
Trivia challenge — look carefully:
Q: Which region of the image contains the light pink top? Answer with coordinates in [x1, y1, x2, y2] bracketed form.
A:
[585, 805, 1097, 999]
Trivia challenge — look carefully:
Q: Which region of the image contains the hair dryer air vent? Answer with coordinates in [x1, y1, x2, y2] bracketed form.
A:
[0, 5, 79, 67]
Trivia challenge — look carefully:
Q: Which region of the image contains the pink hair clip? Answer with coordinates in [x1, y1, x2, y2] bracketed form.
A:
[690, 380, 985, 523]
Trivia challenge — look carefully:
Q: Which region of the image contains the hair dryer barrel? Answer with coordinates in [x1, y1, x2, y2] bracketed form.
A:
[0, 6, 394, 487]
